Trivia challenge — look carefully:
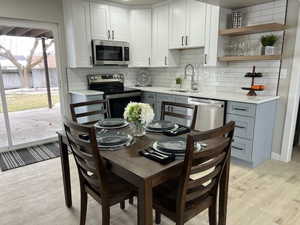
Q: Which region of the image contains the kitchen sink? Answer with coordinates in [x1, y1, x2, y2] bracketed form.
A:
[169, 89, 189, 93]
[169, 89, 199, 93]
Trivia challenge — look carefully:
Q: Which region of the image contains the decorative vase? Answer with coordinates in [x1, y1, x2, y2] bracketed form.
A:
[131, 121, 146, 137]
[265, 46, 275, 55]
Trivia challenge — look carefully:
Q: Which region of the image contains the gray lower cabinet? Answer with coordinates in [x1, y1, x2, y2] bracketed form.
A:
[142, 92, 189, 126]
[141, 91, 277, 168]
[226, 100, 277, 167]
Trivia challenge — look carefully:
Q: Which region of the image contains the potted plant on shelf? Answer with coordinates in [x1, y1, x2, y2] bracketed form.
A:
[261, 34, 278, 56]
[124, 102, 154, 137]
[176, 77, 183, 89]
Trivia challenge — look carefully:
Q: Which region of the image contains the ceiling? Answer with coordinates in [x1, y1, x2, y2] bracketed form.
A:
[108, 0, 163, 5]
[107, 0, 280, 8]
[0, 26, 53, 38]
[218, 0, 279, 9]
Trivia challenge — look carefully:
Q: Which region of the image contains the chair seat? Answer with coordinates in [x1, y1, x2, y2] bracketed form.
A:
[87, 173, 136, 206]
[153, 179, 213, 222]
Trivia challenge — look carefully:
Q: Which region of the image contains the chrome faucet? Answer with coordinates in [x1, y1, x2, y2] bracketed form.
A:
[184, 64, 198, 91]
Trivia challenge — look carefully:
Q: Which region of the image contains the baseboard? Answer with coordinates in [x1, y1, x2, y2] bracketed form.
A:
[271, 152, 281, 161]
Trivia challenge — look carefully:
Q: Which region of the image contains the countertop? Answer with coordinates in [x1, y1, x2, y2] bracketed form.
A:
[130, 86, 280, 104]
[69, 90, 104, 96]
[69, 87, 279, 104]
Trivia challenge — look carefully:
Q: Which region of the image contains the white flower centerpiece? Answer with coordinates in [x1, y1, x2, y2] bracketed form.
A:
[124, 102, 154, 137]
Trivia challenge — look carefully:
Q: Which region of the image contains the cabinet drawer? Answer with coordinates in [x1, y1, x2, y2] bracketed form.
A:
[175, 96, 188, 104]
[226, 114, 254, 140]
[227, 102, 256, 117]
[231, 137, 253, 162]
[142, 92, 156, 103]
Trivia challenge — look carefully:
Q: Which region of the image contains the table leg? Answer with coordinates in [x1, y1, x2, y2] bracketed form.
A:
[138, 179, 153, 225]
[59, 134, 72, 208]
[218, 160, 230, 225]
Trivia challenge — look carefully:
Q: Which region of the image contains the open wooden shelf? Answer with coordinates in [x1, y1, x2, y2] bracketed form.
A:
[219, 23, 287, 36]
[218, 55, 282, 62]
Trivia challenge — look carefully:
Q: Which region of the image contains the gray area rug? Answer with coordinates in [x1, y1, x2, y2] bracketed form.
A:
[0, 142, 60, 171]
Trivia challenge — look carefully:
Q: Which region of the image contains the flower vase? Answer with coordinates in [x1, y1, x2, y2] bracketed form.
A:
[132, 121, 146, 137]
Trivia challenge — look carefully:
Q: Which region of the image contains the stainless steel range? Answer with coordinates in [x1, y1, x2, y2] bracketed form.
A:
[87, 74, 141, 118]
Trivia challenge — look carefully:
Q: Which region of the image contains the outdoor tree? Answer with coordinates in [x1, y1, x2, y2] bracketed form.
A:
[0, 38, 54, 88]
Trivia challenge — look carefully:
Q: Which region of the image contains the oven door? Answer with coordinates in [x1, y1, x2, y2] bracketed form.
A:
[92, 40, 129, 65]
[106, 92, 141, 118]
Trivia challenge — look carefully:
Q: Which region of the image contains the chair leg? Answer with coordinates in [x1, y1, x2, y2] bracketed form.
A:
[155, 210, 161, 224]
[120, 200, 125, 210]
[208, 200, 217, 225]
[80, 189, 88, 225]
[101, 205, 110, 225]
[129, 197, 134, 205]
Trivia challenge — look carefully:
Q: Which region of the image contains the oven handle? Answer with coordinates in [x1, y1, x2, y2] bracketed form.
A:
[105, 92, 141, 100]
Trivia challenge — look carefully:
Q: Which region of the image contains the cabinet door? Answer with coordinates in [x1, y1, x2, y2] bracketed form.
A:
[204, 4, 220, 66]
[169, 0, 186, 49]
[129, 9, 152, 67]
[109, 6, 129, 42]
[186, 0, 206, 48]
[91, 3, 110, 40]
[70, 1, 92, 67]
[152, 4, 169, 67]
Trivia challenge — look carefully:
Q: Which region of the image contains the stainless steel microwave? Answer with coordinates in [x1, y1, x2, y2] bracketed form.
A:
[92, 40, 130, 65]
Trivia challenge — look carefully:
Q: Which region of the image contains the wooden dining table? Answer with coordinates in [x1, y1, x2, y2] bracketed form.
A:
[57, 129, 230, 225]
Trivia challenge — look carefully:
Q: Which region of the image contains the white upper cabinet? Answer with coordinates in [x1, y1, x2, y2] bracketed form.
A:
[169, 0, 186, 49]
[204, 4, 220, 66]
[91, 3, 129, 41]
[129, 9, 152, 67]
[63, 0, 92, 68]
[91, 3, 110, 40]
[109, 6, 129, 41]
[186, 0, 206, 47]
[169, 0, 206, 49]
[152, 4, 169, 67]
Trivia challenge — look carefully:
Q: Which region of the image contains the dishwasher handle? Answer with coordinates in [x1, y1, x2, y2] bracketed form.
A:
[188, 98, 224, 108]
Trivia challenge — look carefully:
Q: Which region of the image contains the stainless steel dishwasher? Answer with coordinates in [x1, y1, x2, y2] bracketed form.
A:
[188, 98, 225, 131]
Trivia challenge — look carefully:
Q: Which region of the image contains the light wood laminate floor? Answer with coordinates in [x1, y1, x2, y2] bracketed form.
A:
[1, 156, 300, 225]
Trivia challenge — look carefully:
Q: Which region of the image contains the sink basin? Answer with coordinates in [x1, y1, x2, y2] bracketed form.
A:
[169, 89, 189, 93]
[169, 89, 199, 93]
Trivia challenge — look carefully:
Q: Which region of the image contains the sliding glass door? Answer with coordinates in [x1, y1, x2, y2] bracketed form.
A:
[0, 67, 12, 151]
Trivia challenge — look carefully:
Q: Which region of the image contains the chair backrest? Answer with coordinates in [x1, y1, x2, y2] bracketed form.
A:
[70, 100, 111, 125]
[160, 101, 198, 129]
[63, 118, 110, 197]
[176, 121, 235, 214]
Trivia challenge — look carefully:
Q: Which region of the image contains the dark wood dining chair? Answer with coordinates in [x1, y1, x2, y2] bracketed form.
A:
[153, 121, 235, 225]
[160, 101, 198, 129]
[70, 100, 111, 125]
[63, 118, 136, 225]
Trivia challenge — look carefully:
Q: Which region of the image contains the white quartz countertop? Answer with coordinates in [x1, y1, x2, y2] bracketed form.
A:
[69, 90, 104, 96]
[130, 86, 280, 104]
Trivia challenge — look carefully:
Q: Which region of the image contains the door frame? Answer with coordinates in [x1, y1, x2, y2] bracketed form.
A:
[280, 10, 300, 162]
[0, 18, 66, 152]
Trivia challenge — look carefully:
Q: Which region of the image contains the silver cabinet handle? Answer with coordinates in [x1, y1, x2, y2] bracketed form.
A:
[164, 56, 167, 66]
[148, 57, 151, 66]
[112, 30, 115, 40]
[181, 36, 184, 46]
[204, 54, 207, 64]
[185, 36, 188, 46]
[235, 125, 246, 129]
[233, 107, 247, 111]
[108, 30, 111, 40]
[232, 146, 244, 151]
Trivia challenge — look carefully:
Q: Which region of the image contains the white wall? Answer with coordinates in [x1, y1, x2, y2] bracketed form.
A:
[0, 0, 63, 23]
